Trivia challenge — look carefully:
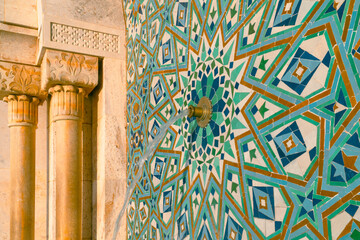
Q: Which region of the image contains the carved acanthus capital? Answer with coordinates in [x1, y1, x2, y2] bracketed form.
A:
[3, 95, 39, 127]
[0, 61, 47, 100]
[42, 50, 98, 95]
[49, 85, 85, 121]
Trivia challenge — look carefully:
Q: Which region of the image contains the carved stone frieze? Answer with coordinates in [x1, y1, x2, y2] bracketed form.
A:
[0, 62, 47, 100]
[42, 49, 99, 95]
[3, 95, 39, 126]
[51, 23, 120, 54]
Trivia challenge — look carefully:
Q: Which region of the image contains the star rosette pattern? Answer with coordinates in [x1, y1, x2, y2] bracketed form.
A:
[124, 0, 360, 238]
[173, 31, 251, 187]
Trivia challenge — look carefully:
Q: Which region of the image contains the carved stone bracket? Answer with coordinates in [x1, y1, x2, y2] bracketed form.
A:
[41, 50, 98, 96]
[0, 61, 47, 100]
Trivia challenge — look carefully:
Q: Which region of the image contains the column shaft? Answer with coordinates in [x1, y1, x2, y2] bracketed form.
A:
[4, 95, 38, 240]
[49, 85, 84, 239]
[10, 126, 36, 239]
[55, 120, 82, 239]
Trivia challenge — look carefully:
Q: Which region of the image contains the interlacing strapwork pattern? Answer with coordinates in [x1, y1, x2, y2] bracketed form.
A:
[50, 23, 120, 53]
[125, 0, 360, 239]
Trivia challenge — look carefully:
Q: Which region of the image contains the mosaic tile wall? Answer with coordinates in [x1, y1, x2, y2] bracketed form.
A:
[125, 0, 360, 239]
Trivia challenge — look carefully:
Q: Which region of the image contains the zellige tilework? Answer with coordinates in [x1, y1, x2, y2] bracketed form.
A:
[125, 0, 360, 239]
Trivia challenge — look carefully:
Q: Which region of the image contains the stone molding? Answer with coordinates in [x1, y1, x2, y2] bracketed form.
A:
[41, 50, 99, 96]
[3, 95, 39, 127]
[49, 85, 85, 121]
[0, 61, 47, 100]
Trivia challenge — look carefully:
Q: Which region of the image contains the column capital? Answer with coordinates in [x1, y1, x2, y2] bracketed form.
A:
[49, 85, 85, 122]
[3, 95, 39, 127]
[0, 61, 47, 101]
[41, 49, 99, 96]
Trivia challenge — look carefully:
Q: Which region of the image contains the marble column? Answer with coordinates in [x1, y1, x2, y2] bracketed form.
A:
[48, 85, 85, 239]
[4, 95, 39, 240]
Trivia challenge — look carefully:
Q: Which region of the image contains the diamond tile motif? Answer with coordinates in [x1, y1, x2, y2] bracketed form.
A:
[124, 0, 360, 238]
[247, 178, 289, 238]
[272, 32, 333, 99]
[265, 117, 319, 179]
[222, 205, 248, 240]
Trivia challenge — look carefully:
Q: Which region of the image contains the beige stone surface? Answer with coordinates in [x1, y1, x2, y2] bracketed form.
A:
[42, 0, 124, 30]
[83, 119, 93, 239]
[98, 58, 127, 122]
[94, 115, 127, 239]
[3, 0, 37, 28]
[35, 102, 48, 240]
[48, 117, 56, 240]
[0, 101, 10, 169]
[36, 103, 48, 170]
[82, 180, 93, 239]
[0, 31, 38, 65]
[0, 22, 38, 36]
[103, 115, 127, 180]
[0, 169, 10, 239]
[84, 97, 93, 125]
[94, 57, 127, 240]
[35, 170, 47, 240]
[0, 1, 4, 22]
[105, 178, 127, 240]
[83, 123, 93, 181]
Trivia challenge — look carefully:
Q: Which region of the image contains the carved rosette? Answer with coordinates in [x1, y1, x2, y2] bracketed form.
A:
[3, 95, 39, 127]
[42, 50, 98, 96]
[49, 85, 85, 121]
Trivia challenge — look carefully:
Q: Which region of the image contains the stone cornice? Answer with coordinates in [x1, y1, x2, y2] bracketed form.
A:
[0, 61, 47, 100]
[41, 50, 99, 96]
[3, 95, 39, 127]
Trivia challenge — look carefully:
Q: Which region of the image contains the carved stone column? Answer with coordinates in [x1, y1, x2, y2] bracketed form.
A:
[4, 95, 39, 240]
[49, 85, 84, 239]
[41, 49, 98, 239]
[0, 61, 46, 240]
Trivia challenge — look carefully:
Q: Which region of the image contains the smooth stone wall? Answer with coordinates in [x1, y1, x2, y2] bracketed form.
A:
[0, 31, 38, 65]
[42, 0, 124, 29]
[0, 0, 37, 28]
[93, 57, 127, 240]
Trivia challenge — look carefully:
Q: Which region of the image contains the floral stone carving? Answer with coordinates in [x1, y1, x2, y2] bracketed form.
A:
[41, 50, 98, 95]
[0, 62, 46, 100]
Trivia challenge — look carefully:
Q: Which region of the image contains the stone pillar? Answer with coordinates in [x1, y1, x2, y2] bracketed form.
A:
[41, 49, 98, 239]
[4, 95, 39, 240]
[48, 85, 84, 239]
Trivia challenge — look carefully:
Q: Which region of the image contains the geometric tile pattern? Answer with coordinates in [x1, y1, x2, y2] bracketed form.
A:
[124, 0, 360, 239]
